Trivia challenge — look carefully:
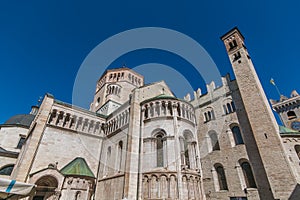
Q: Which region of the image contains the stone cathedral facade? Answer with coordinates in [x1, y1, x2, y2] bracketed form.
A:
[1, 28, 300, 200]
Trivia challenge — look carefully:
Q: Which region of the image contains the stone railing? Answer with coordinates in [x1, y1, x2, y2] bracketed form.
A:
[103, 107, 130, 136]
[142, 99, 195, 123]
[142, 171, 201, 200]
[47, 106, 104, 136]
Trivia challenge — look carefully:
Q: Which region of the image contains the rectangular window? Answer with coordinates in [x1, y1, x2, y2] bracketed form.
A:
[16, 136, 26, 149]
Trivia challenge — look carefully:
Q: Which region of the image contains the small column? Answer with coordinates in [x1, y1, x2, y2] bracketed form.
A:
[88, 120, 94, 133]
[76, 117, 83, 131]
[56, 111, 64, 126]
[64, 113, 70, 128]
[163, 136, 168, 168]
[49, 109, 57, 125]
[155, 101, 160, 117]
[70, 115, 77, 129]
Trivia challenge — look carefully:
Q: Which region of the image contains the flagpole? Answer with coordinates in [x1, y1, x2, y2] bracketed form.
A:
[270, 78, 281, 97]
[274, 84, 281, 97]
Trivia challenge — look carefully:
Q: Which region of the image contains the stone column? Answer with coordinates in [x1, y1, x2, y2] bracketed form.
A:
[172, 103, 183, 199]
[123, 91, 142, 199]
[11, 94, 54, 181]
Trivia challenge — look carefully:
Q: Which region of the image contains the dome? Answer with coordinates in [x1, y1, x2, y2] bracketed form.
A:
[3, 114, 35, 127]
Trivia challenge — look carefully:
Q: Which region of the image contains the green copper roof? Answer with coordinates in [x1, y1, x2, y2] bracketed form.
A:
[279, 125, 300, 134]
[60, 157, 95, 178]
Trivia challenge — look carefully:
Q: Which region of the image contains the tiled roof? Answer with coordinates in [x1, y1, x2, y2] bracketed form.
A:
[3, 114, 35, 127]
[60, 157, 95, 178]
[279, 125, 300, 135]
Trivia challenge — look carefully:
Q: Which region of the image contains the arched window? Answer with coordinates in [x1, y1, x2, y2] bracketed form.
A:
[209, 131, 220, 151]
[16, 136, 26, 149]
[287, 111, 297, 120]
[180, 131, 197, 169]
[156, 135, 164, 167]
[204, 109, 215, 122]
[223, 101, 236, 115]
[183, 138, 190, 168]
[111, 86, 115, 94]
[105, 146, 111, 174]
[204, 112, 208, 121]
[241, 162, 257, 188]
[295, 145, 300, 160]
[179, 137, 185, 166]
[117, 141, 123, 172]
[33, 175, 58, 200]
[231, 126, 244, 145]
[227, 103, 232, 113]
[215, 164, 228, 190]
[232, 39, 238, 47]
[229, 42, 234, 49]
[0, 164, 14, 176]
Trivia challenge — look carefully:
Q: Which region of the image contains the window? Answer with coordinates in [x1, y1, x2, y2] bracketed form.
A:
[180, 131, 197, 170]
[117, 141, 123, 172]
[104, 146, 111, 174]
[204, 108, 215, 122]
[229, 40, 238, 50]
[241, 162, 257, 188]
[215, 164, 228, 190]
[16, 136, 26, 149]
[33, 175, 58, 200]
[233, 39, 238, 47]
[183, 139, 190, 168]
[224, 101, 236, 115]
[156, 135, 164, 167]
[233, 51, 241, 61]
[0, 164, 14, 176]
[231, 126, 244, 145]
[209, 131, 220, 151]
[287, 111, 297, 120]
[295, 145, 300, 160]
[33, 197, 44, 200]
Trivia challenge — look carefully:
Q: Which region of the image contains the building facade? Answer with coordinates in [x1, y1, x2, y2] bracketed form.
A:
[1, 28, 300, 200]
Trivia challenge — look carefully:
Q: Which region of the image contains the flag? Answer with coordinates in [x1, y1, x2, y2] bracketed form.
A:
[270, 78, 276, 86]
[0, 178, 35, 198]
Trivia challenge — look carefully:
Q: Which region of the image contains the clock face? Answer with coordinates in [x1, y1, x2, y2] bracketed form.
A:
[291, 121, 300, 131]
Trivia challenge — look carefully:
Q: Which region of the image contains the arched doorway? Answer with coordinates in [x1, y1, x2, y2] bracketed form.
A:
[32, 175, 59, 200]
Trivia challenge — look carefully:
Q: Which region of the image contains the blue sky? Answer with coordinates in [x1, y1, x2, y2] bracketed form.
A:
[0, 1, 299, 124]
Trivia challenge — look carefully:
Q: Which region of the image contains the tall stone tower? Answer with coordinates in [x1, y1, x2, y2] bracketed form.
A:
[221, 27, 297, 199]
[90, 67, 144, 115]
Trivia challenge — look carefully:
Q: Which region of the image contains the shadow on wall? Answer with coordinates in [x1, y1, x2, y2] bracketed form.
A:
[289, 184, 300, 200]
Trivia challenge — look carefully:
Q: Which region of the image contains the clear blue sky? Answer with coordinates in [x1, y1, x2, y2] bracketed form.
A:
[0, 1, 299, 124]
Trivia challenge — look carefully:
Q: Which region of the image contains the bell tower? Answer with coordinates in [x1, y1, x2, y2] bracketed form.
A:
[221, 27, 297, 199]
[90, 67, 144, 115]
[271, 90, 300, 131]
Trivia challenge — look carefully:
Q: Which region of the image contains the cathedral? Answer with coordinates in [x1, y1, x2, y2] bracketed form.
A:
[1, 28, 300, 200]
